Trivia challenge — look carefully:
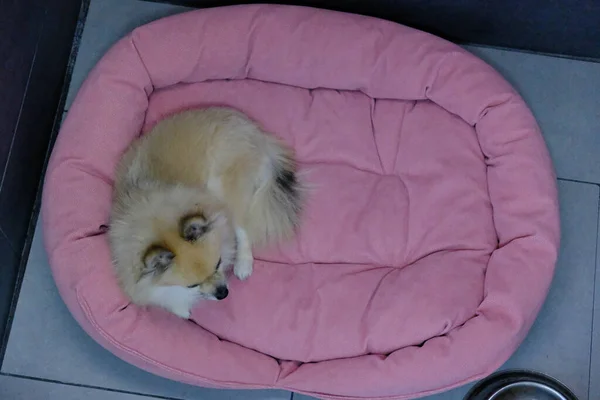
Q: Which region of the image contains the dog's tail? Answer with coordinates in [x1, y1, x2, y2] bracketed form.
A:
[247, 138, 304, 245]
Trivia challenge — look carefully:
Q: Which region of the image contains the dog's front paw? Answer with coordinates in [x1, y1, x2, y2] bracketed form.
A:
[234, 256, 253, 280]
[171, 306, 192, 319]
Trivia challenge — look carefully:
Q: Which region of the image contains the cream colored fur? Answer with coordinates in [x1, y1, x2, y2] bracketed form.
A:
[109, 107, 302, 318]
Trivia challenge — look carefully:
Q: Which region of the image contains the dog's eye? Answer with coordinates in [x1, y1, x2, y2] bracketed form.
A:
[187, 284, 199, 288]
[215, 257, 222, 270]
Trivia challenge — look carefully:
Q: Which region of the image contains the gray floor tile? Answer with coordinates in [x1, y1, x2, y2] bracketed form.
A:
[0, 375, 151, 400]
[65, 0, 191, 109]
[498, 180, 597, 399]
[590, 212, 600, 398]
[464, 46, 600, 184]
[1, 219, 290, 400]
[296, 180, 597, 400]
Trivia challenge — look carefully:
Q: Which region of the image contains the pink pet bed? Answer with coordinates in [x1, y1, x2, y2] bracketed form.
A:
[42, 5, 560, 400]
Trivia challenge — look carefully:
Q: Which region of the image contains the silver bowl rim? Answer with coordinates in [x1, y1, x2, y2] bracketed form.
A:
[463, 369, 578, 400]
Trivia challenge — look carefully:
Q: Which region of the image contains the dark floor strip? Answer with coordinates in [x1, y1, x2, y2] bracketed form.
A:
[0, 0, 90, 369]
[140, 0, 600, 62]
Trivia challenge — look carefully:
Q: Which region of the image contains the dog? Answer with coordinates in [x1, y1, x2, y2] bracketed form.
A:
[108, 107, 303, 318]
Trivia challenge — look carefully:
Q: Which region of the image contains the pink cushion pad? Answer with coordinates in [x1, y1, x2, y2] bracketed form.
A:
[42, 5, 560, 399]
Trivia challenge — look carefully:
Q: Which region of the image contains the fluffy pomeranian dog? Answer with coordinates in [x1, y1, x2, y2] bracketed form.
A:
[109, 107, 303, 318]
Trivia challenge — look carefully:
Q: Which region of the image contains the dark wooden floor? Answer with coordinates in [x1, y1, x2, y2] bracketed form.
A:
[0, 0, 85, 364]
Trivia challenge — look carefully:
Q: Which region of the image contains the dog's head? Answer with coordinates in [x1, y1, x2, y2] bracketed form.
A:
[110, 184, 236, 302]
[143, 211, 232, 299]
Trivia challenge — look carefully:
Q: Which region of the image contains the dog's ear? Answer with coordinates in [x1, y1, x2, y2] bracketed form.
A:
[142, 246, 174, 276]
[180, 214, 211, 242]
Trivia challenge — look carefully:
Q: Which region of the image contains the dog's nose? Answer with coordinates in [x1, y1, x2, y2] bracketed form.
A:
[215, 286, 228, 300]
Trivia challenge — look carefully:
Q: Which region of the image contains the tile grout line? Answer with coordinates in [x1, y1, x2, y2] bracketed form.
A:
[588, 191, 600, 400]
[557, 177, 600, 187]
[0, 372, 186, 400]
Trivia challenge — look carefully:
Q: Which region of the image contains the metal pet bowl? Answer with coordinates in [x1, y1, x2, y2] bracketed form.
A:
[464, 370, 578, 400]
